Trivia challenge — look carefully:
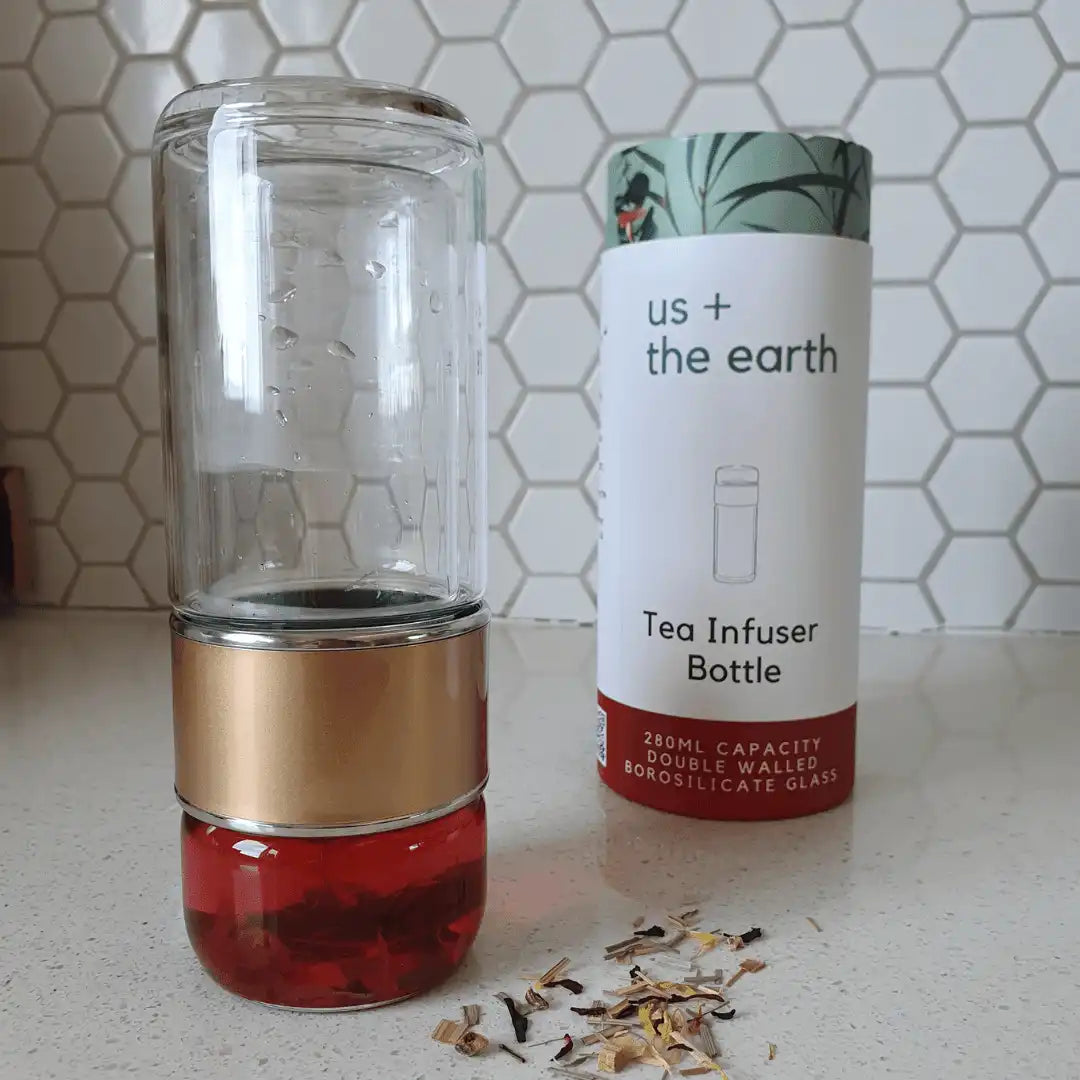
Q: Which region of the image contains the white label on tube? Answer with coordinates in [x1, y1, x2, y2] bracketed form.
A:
[597, 233, 872, 723]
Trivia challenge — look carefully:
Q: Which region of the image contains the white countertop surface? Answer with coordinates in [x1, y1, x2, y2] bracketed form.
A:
[1, 612, 1078, 1080]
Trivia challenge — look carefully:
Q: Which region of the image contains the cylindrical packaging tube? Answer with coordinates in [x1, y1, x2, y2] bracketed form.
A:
[596, 133, 873, 820]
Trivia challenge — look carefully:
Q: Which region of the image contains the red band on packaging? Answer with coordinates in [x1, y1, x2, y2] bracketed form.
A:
[597, 693, 855, 820]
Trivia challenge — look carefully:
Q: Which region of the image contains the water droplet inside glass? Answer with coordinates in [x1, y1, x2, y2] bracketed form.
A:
[419, 271, 430, 287]
[328, 339, 356, 361]
[271, 230, 305, 249]
[365, 259, 386, 280]
[429, 290, 443, 314]
[293, 451, 301, 463]
[275, 410, 288, 426]
[267, 385, 280, 396]
[367, 411, 374, 419]
[269, 283, 296, 304]
[287, 387, 297, 395]
[272, 326, 298, 350]
[378, 211, 398, 228]
[258, 313, 268, 322]
[318, 248, 345, 267]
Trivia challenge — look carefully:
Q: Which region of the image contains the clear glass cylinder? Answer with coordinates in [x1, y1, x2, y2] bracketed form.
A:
[153, 79, 486, 627]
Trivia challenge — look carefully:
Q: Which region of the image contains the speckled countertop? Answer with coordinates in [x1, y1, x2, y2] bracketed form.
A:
[1, 612, 1078, 1080]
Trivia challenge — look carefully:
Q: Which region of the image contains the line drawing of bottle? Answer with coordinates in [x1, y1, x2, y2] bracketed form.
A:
[713, 465, 759, 584]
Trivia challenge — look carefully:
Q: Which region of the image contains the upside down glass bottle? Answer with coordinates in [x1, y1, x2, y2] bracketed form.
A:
[153, 79, 488, 1010]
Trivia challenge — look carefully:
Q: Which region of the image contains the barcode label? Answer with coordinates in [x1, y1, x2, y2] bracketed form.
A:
[596, 704, 607, 766]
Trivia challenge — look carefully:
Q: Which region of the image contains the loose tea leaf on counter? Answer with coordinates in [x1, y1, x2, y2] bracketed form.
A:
[431, 1018, 468, 1045]
[462, 1003, 481, 1027]
[634, 925, 667, 938]
[525, 987, 551, 1011]
[709, 1008, 736, 1021]
[571, 1005, 608, 1017]
[739, 927, 763, 945]
[554, 978, 585, 994]
[499, 1043, 527, 1064]
[768, 1042, 777, 1061]
[552, 1034, 575, 1062]
[807, 916, 823, 933]
[454, 1031, 489, 1057]
[535, 957, 572, 989]
[496, 992, 530, 1043]
[725, 958, 766, 988]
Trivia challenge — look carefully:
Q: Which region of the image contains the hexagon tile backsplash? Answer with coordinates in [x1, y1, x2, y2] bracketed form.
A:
[1, 0, 1079, 631]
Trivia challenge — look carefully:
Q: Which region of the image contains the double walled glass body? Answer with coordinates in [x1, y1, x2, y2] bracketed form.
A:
[153, 79, 486, 627]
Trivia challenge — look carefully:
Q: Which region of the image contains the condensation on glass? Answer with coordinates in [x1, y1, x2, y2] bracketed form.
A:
[154, 79, 489, 1011]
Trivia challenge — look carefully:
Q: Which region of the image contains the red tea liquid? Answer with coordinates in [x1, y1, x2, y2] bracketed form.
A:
[181, 799, 486, 1009]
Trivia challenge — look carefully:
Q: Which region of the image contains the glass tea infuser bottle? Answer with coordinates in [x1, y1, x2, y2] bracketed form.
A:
[153, 79, 488, 1009]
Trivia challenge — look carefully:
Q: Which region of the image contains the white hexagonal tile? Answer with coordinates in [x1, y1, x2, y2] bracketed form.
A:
[673, 84, 777, 137]
[272, 50, 344, 77]
[111, 157, 153, 249]
[848, 77, 958, 179]
[43, 210, 127, 296]
[932, 337, 1039, 433]
[421, 0, 512, 36]
[0, 167, 54, 253]
[132, 523, 168, 605]
[295, 472, 352, 526]
[1015, 586, 1080, 631]
[32, 15, 117, 108]
[1, 438, 70, 520]
[504, 193, 600, 290]
[1026, 287, 1080, 381]
[507, 391, 595, 482]
[0, 70, 49, 158]
[936, 234, 1043, 332]
[121, 345, 161, 432]
[485, 143, 520, 237]
[773, 0, 854, 20]
[1018, 492, 1080, 580]
[672, 0, 778, 80]
[28, 526, 76, 605]
[40, 114, 123, 205]
[592, 0, 680, 32]
[487, 528, 523, 615]
[344, 482, 401, 568]
[507, 294, 596, 387]
[117, 253, 157, 339]
[104, 0, 193, 53]
[1030, 179, 1080, 280]
[60, 481, 143, 561]
[185, 9, 273, 84]
[1, 0, 41, 64]
[107, 60, 186, 153]
[870, 286, 951, 382]
[54, 393, 138, 477]
[865, 387, 947, 482]
[299, 526, 351, 573]
[0, 351, 61, 434]
[255, 477, 303, 569]
[259, 0, 349, 46]
[586, 36, 690, 136]
[338, 0, 435, 86]
[487, 243, 522, 336]
[940, 127, 1049, 227]
[1036, 72, 1080, 173]
[872, 183, 955, 282]
[44, 0, 99, 9]
[504, 92, 602, 187]
[761, 27, 868, 128]
[860, 582, 938, 631]
[488, 436, 522, 525]
[928, 538, 1029, 627]
[966, 0, 1035, 10]
[502, 0, 601, 87]
[862, 488, 943, 579]
[0, 259, 58, 345]
[853, 0, 963, 70]
[930, 438, 1035, 531]
[510, 576, 595, 621]
[943, 17, 1054, 121]
[1023, 388, 1080, 483]
[48, 301, 133, 387]
[1042, 0, 1080, 62]
[422, 42, 520, 139]
[127, 437, 163, 520]
[488, 341, 521, 434]
[69, 566, 149, 608]
[509, 487, 595, 573]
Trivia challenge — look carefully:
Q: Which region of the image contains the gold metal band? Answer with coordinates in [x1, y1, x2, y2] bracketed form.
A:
[172, 617, 488, 830]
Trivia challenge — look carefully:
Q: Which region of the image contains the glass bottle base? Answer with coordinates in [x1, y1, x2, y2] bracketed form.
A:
[181, 798, 486, 1010]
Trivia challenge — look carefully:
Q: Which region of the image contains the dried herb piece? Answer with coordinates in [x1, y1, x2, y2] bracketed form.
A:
[689, 931, 724, 957]
[571, 1005, 608, 1017]
[709, 1008, 736, 1021]
[768, 1042, 777, 1061]
[634, 925, 666, 938]
[598, 1045, 624, 1073]
[525, 987, 551, 1011]
[807, 916, 823, 933]
[432, 1018, 468, 1045]
[496, 993, 529, 1043]
[535, 957, 572, 988]
[605, 936, 642, 956]
[698, 1022, 718, 1058]
[725, 958, 766, 988]
[499, 1043, 527, 1064]
[554, 978, 585, 994]
[739, 927, 763, 945]
[455, 1031, 489, 1057]
[462, 1003, 481, 1027]
[682, 971, 724, 988]
[552, 1035, 575, 1062]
